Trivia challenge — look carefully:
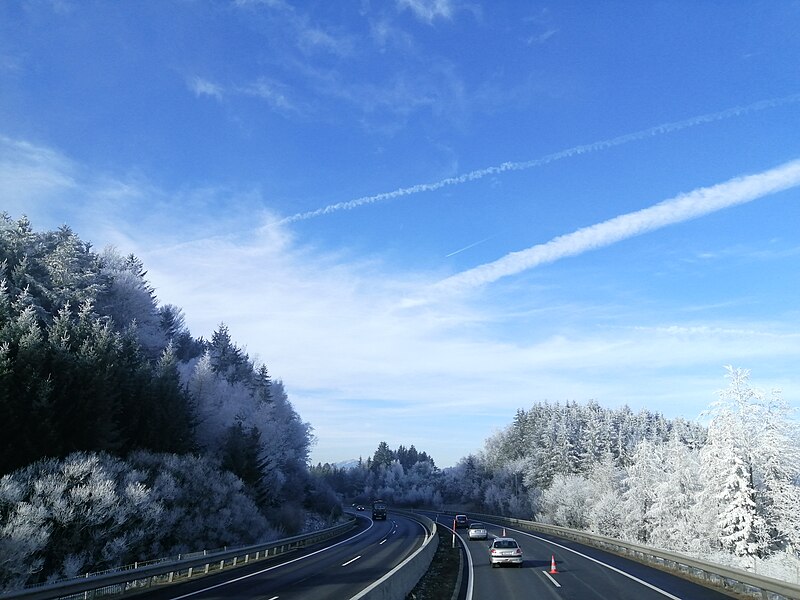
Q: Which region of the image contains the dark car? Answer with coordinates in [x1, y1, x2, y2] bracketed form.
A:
[454, 514, 469, 529]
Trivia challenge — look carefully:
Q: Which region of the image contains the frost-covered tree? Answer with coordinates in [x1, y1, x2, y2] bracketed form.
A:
[701, 367, 800, 558]
[0, 450, 282, 591]
[96, 249, 165, 357]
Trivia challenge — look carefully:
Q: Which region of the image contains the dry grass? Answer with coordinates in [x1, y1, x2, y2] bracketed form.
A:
[406, 536, 462, 600]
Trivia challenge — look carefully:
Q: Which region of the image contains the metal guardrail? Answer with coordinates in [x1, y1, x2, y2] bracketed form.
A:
[0, 517, 358, 600]
[460, 511, 800, 600]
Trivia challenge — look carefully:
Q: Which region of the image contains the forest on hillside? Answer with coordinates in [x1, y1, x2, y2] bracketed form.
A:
[316, 374, 800, 581]
[0, 215, 335, 590]
[458, 371, 800, 578]
[3, 214, 800, 589]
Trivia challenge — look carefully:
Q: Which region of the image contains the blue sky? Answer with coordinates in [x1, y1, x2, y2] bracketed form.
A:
[2, 0, 800, 467]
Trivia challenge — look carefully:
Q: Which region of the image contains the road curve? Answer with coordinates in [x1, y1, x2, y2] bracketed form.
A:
[459, 519, 737, 600]
[132, 511, 428, 600]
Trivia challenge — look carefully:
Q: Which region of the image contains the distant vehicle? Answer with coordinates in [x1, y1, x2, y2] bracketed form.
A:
[372, 500, 387, 520]
[489, 537, 523, 567]
[356, 505, 365, 511]
[454, 514, 469, 529]
[467, 522, 487, 540]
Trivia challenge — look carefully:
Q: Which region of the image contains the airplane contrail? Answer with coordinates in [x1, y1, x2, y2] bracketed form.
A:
[281, 93, 800, 224]
[445, 235, 495, 258]
[423, 158, 800, 298]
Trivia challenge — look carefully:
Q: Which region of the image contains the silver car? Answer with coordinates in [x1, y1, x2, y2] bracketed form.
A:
[468, 522, 488, 540]
[489, 537, 523, 567]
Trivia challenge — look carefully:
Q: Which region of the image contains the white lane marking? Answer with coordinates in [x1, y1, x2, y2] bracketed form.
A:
[168, 521, 375, 600]
[502, 525, 683, 600]
[380, 539, 387, 545]
[348, 514, 432, 600]
[267, 597, 279, 600]
[542, 571, 561, 587]
[342, 556, 361, 567]
[436, 515, 473, 600]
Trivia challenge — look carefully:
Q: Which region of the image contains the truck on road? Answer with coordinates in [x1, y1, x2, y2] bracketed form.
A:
[372, 500, 387, 520]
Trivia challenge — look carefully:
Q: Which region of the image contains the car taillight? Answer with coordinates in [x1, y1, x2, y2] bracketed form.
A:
[515, 549, 522, 555]
[491, 549, 498, 554]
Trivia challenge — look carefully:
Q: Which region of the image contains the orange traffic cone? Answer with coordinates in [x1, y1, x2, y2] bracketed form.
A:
[549, 555, 558, 574]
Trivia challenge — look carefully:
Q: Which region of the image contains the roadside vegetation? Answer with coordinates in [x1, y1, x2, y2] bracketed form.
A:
[318, 372, 800, 582]
[3, 215, 799, 589]
[0, 216, 338, 590]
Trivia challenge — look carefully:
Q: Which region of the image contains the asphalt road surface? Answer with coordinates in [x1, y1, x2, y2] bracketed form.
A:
[451, 518, 737, 600]
[132, 511, 428, 600]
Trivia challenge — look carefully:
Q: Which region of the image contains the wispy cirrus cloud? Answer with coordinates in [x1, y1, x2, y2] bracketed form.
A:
[188, 76, 224, 100]
[281, 93, 800, 223]
[396, 0, 456, 23]
[4, 134, 800, 465]
[425, 158, 800, 298]
[240, 77, 300, 113]
[234, 0, 353, 57]
[187, 75, 302, 114]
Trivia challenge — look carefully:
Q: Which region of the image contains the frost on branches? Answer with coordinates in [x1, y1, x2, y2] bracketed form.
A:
[701, 367, 800, 559]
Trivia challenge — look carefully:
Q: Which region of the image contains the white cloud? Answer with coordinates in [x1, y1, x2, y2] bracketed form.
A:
[282, 93, 800, 223]
[527, 28, 558, 45]
[396, 0, 455, 23]
[188, 76, 224, 100]
[426, 158, 800, 297]
[240, 77, 298, 113]
[4, 135, 800, 466]
[298, 26, 354, 57]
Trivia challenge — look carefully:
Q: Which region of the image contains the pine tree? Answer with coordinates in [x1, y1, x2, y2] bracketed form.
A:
[372, 441, 394, 472]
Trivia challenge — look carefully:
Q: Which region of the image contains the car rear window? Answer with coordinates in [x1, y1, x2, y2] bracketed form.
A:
[494, 540, 517, 548]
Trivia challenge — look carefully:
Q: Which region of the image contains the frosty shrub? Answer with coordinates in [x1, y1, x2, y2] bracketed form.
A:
[0, 451, 279, 591]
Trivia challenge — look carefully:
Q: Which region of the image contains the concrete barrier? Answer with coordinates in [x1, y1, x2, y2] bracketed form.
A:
[348, 510, 438, 600]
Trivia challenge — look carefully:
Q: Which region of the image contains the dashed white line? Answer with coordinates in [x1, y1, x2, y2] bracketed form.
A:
[542, 571, 561, 587]
[342, 555, 362, 567]
[167, 521, 375, 599]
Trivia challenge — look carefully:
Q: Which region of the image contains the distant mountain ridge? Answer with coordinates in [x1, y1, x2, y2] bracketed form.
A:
[335, 459, 361, 470]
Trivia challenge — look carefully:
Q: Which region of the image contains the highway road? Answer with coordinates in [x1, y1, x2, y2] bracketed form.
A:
[440, 517, 738, 600]
[132, 510, 429, 600]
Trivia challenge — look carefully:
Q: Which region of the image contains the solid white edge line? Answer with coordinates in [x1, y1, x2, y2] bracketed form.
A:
[348, 515, 432, 600]
[542, 570, 561, 587]
[500, 524, 683, 600]
[168, 519, 375, 600]
[436, 516, 474, 600]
